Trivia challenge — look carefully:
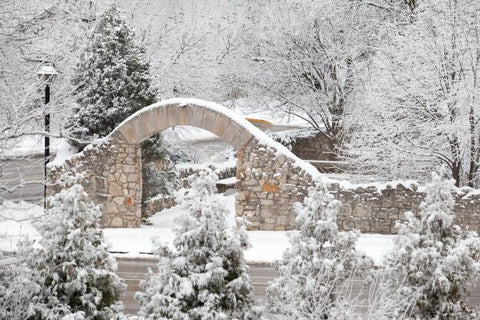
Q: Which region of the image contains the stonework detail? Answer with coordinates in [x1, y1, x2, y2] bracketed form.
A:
[49, 100, 317, 229]
[49, 133, 142, 228]
[49, 99, 480, 234]
[236, 140, 313, 231]
[291, 132, 335, 161]
[332, 183, 480, 234]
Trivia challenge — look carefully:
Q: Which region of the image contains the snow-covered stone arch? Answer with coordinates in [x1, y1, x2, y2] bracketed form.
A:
[111, 98, 257, 149]
[51, 98, 320, 230]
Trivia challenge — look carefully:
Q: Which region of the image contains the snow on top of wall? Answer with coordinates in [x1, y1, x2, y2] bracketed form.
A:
[331, 179, 426, 194]
[330, 177, 480, 199]
[48, 137, 109, 169]
[48, 139, 79, 167]
[113, 98, 321, 179]
[266, 127, 318, 146]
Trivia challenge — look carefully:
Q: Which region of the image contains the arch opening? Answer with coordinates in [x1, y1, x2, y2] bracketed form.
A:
[140, 125, 239, 222]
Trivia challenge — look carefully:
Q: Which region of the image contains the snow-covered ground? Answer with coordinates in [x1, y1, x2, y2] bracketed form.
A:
[0, 196, 395, 265]
[0, 201, 43, 251]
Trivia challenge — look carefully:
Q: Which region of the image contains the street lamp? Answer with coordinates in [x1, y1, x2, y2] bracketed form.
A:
[37, 65, 58, 209]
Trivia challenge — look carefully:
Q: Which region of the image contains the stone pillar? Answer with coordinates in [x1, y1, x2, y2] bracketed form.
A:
[103, 133, 142, 227]
[236, 140, 313, 231]
[48, 133, 142, 228]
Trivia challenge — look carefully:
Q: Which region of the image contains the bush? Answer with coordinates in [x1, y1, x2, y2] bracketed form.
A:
[266, 177, 372, 319]
[66, 5, 156, 148]
[17, 185, 126, 320]
[383, 173, 480, 319]
[136, 171, 260, 319]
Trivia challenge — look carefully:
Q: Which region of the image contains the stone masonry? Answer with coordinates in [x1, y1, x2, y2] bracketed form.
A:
[236, 140, 313, 230]
[49, 134, 142, 227]
[291, 132, 335, 162]
[50, 99, 316, 229]
[331, 182, 480, 234]
[49, 98, 480, 233]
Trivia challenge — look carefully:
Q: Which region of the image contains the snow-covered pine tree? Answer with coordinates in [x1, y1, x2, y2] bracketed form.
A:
[383, 173, 480, 319]
[66, 4, 156, 147]
[24, 185, 126, 320]
[141, 133, 179, 222]
[266, 177, 372, 319]
[136, 171, 259, 320]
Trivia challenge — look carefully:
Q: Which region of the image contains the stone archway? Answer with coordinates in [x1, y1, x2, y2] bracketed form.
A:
[111, 99, 255, 149]
[50, 98, 320, 230]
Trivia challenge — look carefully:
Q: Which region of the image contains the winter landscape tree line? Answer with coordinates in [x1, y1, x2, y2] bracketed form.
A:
[2, 0, 480, 187]
[2, 1, 480, 319]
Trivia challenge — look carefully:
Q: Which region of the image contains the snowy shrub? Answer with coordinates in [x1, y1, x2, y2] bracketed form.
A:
[0, 252, 40, 320]
[66, 4, 156, 147]
[383, 173, 480, 319]
[266, 177, 372, 319]
[20, 185, 126, 320]
[136, 171, 260, 320]
[349, 267, 419, 320]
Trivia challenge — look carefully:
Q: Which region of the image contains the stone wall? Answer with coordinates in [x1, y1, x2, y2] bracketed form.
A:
[143, 197, 176, 221]
[48, 132, 317, 231]
[50, 101, 480, 234]
[49, 134, 142, 228]
[288, 132, 342, 173]
[291, 132, 335, 161]
[236, 140, 313, 230]
[331, 182, 480, 234]
[49, 137, 480, 233]
[49, 100, 328, 230]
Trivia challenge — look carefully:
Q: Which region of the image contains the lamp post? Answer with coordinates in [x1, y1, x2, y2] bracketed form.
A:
[37, 66, 58, 209]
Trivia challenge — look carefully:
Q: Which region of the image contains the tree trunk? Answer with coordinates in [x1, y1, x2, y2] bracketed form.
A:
[468, 105, 476, 187]
[452, 163, 461, 187]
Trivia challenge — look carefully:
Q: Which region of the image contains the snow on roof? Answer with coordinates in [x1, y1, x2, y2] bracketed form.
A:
[216, 177, 237, 185]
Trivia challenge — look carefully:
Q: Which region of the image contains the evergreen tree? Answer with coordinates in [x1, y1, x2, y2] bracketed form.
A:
[136, 171, 259, 320]
[383, 174, 480, 319]
[24, 185, 126, 320]
[266, 177, 372, 319]
[141, 133, 179, 222]
[66, 5, 157, 147]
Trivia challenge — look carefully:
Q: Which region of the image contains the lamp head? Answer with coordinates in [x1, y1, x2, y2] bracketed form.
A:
[37, 66, 58, 84]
